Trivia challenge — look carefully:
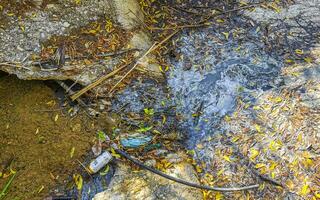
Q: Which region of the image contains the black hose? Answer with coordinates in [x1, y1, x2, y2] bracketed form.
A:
[111, 144, 259, 192]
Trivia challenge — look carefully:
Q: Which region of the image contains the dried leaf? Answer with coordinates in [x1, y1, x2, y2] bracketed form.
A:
[222, 32, 230, 40]
[73, 174, 83, 190]
[54, 114, 59, 122]
[70, 147, 75, 158]
[249, 148, 259, 160]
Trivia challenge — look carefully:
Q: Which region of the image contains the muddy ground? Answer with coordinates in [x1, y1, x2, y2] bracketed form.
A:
[0, 72, 100, 199]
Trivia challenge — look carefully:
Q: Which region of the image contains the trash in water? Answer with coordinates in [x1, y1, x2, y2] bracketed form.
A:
[120, 133, 153, 148]
[88, 151, 113, 174]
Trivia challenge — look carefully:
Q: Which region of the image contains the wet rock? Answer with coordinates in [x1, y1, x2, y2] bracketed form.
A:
[93, 152, 202, 200]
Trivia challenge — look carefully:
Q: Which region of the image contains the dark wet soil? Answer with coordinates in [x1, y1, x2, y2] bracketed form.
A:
[0, 74, 97, 200]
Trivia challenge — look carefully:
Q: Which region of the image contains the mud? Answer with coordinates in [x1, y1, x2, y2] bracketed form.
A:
[0, 74, 96, 199]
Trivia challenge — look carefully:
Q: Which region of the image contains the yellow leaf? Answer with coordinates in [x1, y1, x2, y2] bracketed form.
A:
[285, 59, 294, 64]
[269, 140, 280, 151]
[253, 106, 260, 110]
[286, 180, 295, 190]
[111, 148, 121, 159]
[197, 143, 204, 149]
[303, 158, 313, 168]
[222, 32, 230, 40]
[223, 155, 232, 162]
[272, 96, 282, 103]
[314, 191, 320, 198]
[249, 148, 259, 160]
[224, 115, 231, 122]
[255, 163, 266, 169]
[269, 3, 281, 13]
[162, 115, 166, 124]
[299, 184, 310, 196]
[216, 19, 224, 23]
[73, 174, 83, 190]
[20, 24, 25, 32]
[269, 161, 277, 170]
[38, 185, 44, 193]
[159, 65, 169, 72]
[196, 165, 202, 173]
[54, 114, 59, 122]
[215, 192, 223, 200]
[271, 172, 275, 179]
[202, 190, 210, 200]
[99, 165, 110, 176]
[259, 183, 265, 190]
[46, 100, 56, 106]
[70, 147, 75, 158]
[231, 136, 240, 143]
[295, 49, 304, 55]
[217, 169, 224, 176]
[68, 107, 73, 113]
[88, 29, 97, 34]
[297, 133, 302, 142]
[254, 124, 261, 132]
[304, 57, 312, 63]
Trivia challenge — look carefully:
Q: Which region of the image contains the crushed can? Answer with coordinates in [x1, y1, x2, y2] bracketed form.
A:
[88, 151, 113, 174]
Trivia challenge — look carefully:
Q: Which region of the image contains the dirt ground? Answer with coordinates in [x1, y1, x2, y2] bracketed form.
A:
[0, 74, 97, 199]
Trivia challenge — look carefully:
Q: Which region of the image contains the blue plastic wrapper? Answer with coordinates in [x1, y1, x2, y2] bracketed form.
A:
[120, 135, 153, 148]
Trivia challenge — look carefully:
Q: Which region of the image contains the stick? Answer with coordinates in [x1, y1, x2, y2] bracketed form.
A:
[76, 159, 93, 179]
[70, 63, 129, 101]
[0, 62, 32, 71]
[109, 30, 180, 93]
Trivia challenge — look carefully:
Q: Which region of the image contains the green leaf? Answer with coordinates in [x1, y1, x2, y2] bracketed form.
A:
[137, 126, 153, 133]
[144, 108, 154, 116]
[99, 165, 110, 176]
[97, 131, 106, 141]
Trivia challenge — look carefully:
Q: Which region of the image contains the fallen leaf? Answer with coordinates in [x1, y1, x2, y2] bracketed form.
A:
[249, 148, 259, 160]
[73, 174, 83, 190]
[70, 147, 75, 158]
[222, 32, 230, 40]
[54, 114, 59, 122]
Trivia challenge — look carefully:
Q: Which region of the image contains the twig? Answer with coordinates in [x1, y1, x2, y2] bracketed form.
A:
[56, 81, 86, 107]
[76, 159, 93, 179]
[70, 63, 130, 101]
[109, 30, 180, 93]
[32, 49, 137, 68]
[0, 62, 32, 71]
[109, 43, 157, 93]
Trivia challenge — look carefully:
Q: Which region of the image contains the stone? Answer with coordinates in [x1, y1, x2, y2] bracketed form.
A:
[93, 152, 202, 200]
[0, 0, 154, 86]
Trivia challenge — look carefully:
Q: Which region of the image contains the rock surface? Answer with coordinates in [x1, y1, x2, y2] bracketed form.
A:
[0, 0, 153, 84]
[93, 152, 202, 200]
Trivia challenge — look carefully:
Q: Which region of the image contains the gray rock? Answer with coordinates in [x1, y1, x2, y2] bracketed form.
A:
[0, 0, 153, 85]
